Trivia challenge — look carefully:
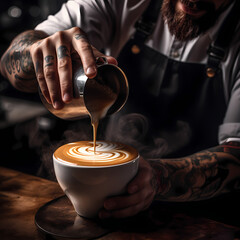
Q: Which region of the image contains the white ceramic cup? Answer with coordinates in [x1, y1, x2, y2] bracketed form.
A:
[53, 142, 139, 218]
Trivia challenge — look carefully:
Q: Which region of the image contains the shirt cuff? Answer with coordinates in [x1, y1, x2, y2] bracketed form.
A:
[219, 123, 240, 144]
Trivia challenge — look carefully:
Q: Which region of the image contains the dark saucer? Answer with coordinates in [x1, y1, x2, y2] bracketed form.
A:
[35, 196, 111, 239]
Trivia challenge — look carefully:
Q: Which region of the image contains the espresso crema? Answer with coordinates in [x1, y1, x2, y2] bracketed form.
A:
[54, 141, 139, 166]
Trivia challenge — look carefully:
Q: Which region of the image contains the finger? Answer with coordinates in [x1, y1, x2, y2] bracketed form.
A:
[106, 56, 118, 65]
[42, 45, 63, 109]
[128, 158, 153, 194]
[56, 44, 73, 103]
[72, 29, 97, 78]
[100, 200, 146, 219]
[100, 190, 155, 219]
[31, 48, 51, 104]
[36, 61, 51, 104]
[142, 190, 156, 211]
[104, 187, 153, 211]
[91, 46, 118, 65]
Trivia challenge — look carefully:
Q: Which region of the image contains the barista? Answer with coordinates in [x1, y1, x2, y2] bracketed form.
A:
[1, 0, 240, 219]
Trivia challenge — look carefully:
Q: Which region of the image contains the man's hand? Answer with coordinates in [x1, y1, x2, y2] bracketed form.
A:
[99, 157, 157, 219]
[30, 27, 117, 109]
[1, 27, 117, 109]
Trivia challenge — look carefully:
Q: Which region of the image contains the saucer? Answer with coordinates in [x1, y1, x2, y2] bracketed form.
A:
[35, 196, 111, 239]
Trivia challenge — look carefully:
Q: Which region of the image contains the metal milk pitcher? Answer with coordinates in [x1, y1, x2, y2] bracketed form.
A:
[39, 57, 129, 120]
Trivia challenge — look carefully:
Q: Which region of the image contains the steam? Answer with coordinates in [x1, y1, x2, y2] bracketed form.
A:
[15, 117, 92, 180]
[14, 112, 192, 180]
[39, 119, 93, 180]
[105, 113, 192, 159]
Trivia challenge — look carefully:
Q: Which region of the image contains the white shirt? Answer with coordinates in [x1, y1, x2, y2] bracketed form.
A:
[35, 0, 240, 145]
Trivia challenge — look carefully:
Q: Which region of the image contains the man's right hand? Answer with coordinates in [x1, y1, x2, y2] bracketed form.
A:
[1, 27, 117, 109]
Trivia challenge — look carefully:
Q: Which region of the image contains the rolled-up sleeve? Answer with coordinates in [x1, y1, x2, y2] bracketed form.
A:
[35, 0, 116, 50]
[219, 53, 240, 143]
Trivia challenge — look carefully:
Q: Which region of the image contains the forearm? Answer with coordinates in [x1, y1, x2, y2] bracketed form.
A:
[150, 141, 240, 202]
[0, 30, 48, 92]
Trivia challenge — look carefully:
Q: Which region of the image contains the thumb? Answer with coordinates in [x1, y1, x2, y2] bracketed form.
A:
[127, 157, 152, 194]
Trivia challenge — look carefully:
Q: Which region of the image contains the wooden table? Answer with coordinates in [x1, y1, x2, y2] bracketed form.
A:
[0, 166, 240, 240]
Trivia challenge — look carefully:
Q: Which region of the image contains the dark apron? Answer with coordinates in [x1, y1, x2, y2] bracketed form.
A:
[105, 0, 240, 158]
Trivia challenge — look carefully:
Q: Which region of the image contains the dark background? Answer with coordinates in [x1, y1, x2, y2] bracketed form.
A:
[0, 0, 74, 178]
[0, 1, 240, 230]
[0, 0, 67, 56]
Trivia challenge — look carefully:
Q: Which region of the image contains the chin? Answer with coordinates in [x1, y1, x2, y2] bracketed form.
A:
[162, 0, 219, 41]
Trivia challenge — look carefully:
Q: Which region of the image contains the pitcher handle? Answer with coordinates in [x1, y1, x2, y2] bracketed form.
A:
[95, 56, 108, 67]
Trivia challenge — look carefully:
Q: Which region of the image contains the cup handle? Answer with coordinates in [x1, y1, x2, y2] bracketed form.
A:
[96, 56, 108, 67]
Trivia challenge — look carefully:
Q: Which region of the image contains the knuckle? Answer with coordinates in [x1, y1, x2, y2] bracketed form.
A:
[44, 68, 56, 80]
[58, 59, 71, 70]
[53, 30, 66, 42]
[31, 49, 42, 62]
[36, 73, 45, 83]
[57, 30, 64, 39]
[71, 26, 83, 34]
[81, 43, 92, 52]
[42, 37, 52, 48]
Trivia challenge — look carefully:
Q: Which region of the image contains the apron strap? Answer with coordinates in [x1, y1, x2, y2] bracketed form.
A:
[134, 0, 163, 42]
[206, 0, 240, 78]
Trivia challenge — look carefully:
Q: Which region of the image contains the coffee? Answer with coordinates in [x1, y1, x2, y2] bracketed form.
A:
[54, 141, 139, 166]
[84, 78, 118, 152]
[53, 141, 139, 218]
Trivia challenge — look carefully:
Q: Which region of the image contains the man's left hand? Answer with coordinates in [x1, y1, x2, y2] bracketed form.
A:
[99, 157, 157, 219]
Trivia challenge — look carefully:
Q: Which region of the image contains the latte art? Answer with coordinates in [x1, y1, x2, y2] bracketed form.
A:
[54, 141, 138, 166]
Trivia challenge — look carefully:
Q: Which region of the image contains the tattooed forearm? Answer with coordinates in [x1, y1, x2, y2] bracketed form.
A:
[149, 141, 240, 202]
[0, 30, 48, 92]
[10, 30, 47, 48]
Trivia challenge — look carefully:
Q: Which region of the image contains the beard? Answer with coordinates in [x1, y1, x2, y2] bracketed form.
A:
[161, 0, 222, 41]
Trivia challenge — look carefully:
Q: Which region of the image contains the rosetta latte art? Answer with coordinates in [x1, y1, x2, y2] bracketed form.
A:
[54, 141, 138, 166]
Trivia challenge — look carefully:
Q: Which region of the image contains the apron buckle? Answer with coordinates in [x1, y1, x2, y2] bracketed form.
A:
[206, 67, 216, 78]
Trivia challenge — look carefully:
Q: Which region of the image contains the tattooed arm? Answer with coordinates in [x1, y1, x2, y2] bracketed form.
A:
[0, 30, 48, 92]
[100, 141, 240, 219]
[0, 27, 117, 109]
[150, 141, 240, 201]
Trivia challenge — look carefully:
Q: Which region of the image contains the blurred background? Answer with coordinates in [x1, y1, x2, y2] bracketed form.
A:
[0, 0, 76, 179]
[0, 0, 67, 56]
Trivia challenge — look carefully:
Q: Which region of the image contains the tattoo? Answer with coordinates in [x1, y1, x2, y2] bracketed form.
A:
[10, 55, 16, 73]
[149, 141, 240, 202]
[15, 74, 36, 82]
[12, 51, 21, 73]
[36, 41, 42, 46]
[74, 33, 88, 41]
[14, 74, 37, 92]
[0, 30, 47, 91]
[44, 55, 54, 67]
[20, 50, 34, 74]
[2, 52, 12, 75]
[57, 45, 70, 59]
[11, 30, 47, 49]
